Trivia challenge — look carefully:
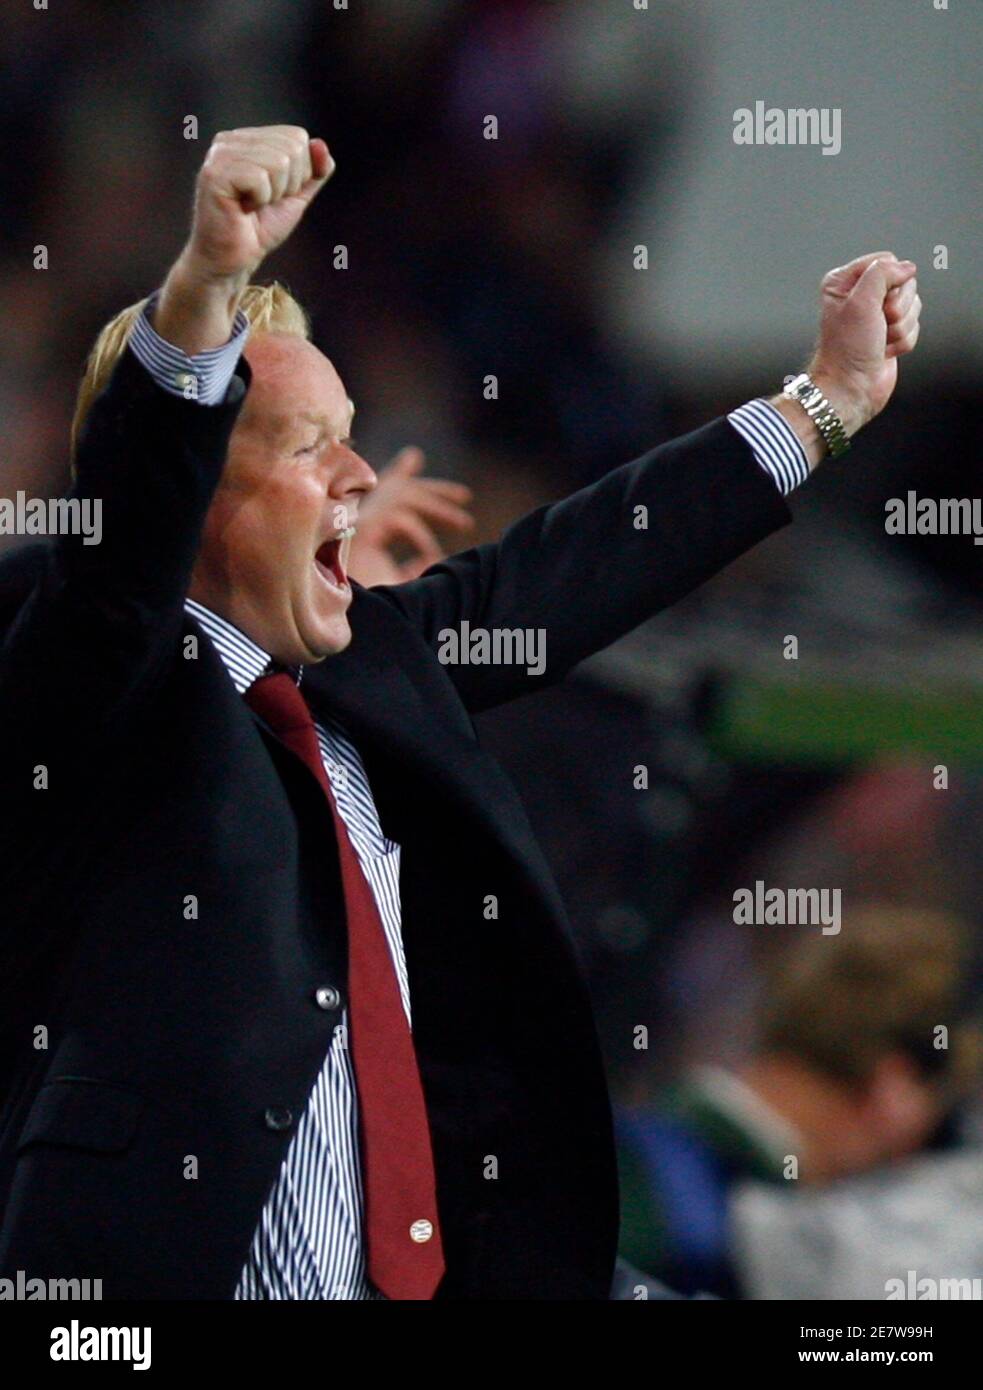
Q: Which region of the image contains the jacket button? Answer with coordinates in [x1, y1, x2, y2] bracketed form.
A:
[315, 986, 342, 1011]
[264, 1107, 293, 1132]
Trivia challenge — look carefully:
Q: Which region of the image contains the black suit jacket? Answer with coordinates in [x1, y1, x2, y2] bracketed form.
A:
[0, 347, 790, 1298]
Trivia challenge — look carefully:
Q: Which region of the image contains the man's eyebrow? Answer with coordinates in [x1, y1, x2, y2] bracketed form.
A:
[270, 405, 356, 441]
[301, 404, 356, 435]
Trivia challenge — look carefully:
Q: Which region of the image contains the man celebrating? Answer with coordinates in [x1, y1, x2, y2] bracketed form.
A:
[0, 127, 921, 1299]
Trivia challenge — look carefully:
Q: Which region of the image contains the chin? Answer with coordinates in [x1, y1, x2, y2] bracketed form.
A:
[303, 616, 353, 659]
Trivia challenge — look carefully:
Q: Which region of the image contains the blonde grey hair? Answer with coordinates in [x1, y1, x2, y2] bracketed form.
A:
[70, 281, 310, 467]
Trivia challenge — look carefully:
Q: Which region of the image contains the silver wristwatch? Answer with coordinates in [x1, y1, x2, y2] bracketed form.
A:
[782, 372, 851, 458]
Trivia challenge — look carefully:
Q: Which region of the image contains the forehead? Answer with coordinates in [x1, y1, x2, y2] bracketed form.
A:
[243, 333, 354, 433]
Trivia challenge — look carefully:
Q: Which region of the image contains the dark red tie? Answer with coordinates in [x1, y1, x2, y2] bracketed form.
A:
[245, 671, 445, 1300]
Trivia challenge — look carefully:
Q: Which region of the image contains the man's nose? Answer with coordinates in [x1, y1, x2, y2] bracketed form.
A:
[332, 447, 377, 498]
[354, 452, 379, 494]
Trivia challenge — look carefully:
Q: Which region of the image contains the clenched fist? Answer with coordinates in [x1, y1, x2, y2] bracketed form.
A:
[187, 126, 334, 282]
[772, 251, 922, 467]
[810, 251, 921, 434]
[156, 125, 334, 354]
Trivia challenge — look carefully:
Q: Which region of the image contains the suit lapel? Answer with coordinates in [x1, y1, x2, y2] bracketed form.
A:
[184, 592, 567, 928]
[299, 595, 568, 925]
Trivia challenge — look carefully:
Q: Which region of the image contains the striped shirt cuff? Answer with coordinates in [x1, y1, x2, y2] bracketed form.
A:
[130, 291, 250, 405]
[727, 398, 811, 496]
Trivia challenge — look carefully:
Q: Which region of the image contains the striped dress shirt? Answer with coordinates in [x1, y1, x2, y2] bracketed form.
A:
[185, 599, 408, 1301]
[129, 295, 810, 1299]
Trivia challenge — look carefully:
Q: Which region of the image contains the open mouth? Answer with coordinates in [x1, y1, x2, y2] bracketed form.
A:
[313, 530, 353, 594]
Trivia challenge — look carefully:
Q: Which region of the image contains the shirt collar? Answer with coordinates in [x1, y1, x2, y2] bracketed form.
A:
[184, 599, 303, 694]
[689, 1065, 805, 1165]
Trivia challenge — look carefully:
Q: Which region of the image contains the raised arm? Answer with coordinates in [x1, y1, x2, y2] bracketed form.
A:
[375, 252, 921, 712]
[0, 127, 332, 804]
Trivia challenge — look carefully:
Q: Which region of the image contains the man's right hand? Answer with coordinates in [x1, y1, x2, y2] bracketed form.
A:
[156, 126, 334, 355]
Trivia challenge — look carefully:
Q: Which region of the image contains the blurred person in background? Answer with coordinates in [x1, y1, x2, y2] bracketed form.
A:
[732, 1094, 983, 1300]
[617, 904, 981, 1299]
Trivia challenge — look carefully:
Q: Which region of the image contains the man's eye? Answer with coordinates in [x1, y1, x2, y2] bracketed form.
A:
[294, 442, 319, 456]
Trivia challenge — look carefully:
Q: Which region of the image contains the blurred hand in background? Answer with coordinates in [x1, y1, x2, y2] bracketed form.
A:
[348, 446, 474, 587]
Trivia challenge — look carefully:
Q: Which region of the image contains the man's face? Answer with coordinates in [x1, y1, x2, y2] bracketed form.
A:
[190, 332, 377, 664]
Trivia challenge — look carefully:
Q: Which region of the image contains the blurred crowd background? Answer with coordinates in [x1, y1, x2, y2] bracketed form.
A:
[2, 0, 981, 1299]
